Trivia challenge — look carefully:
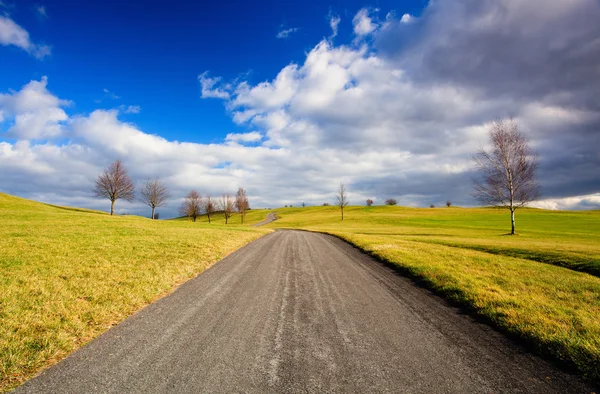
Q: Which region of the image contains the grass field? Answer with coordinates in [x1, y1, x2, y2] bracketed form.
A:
[266, 205, 600, 383]
[171, 208, 274, 226]
[0, 193, 271, 392]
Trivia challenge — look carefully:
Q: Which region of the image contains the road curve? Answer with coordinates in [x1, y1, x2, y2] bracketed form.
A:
[252, 211, 277, 227]
[15, 231, 592, 393]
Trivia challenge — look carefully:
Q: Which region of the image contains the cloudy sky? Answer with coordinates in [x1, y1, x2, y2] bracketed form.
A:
[1, 0, 599, 217]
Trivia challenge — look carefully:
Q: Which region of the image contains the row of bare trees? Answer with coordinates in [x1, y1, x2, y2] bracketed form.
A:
[178, 188, 248, 224]
[93, 160, 170, 218]
[93, 160, 250, 223]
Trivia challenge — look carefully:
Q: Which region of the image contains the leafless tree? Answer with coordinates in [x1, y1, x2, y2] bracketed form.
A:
[336, 183, 349, 220]
[204, 195, 216, 224]
[385, 199, 397, 206]
[446, 200, 452, 207]
[366, 199, 374, 207]
[179, 190, 203, 222]
[235, 187, 249, 224]
[93, 159, 135, 215]
[430, 204, 435, 208]
[220, 194, 235, 224]
[473, 119, 540, 235]
[140, 179, 170, 220]
[323, 203, 330, 206]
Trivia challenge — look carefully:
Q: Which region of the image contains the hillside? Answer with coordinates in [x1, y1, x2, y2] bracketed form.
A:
[0, 193, 271, 392]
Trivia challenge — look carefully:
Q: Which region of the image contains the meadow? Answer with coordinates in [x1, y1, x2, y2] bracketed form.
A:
[266, 205, 600, 383]
[0, 193, 270, 392]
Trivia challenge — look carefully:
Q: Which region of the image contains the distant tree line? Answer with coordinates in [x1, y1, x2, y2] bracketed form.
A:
[93, 160, 250, 223]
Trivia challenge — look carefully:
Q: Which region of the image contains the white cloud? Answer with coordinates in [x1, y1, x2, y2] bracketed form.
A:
[0, 15, 51, 58]
[531, 194, 600, 210]
[329, 15, 341, 39]
[276, 27, 299, 39]
[198, 72, 230, 99]
[225, 131, 262, 144]
[0, 77, 70, 140]
[352, 8, 378, 36]
[122, 105, 141, 114]
[400, 14, 413, 24]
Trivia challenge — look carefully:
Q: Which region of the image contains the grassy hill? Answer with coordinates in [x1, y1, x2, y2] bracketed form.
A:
[266, 205, 600, 383]
[0, 193, 271, 392]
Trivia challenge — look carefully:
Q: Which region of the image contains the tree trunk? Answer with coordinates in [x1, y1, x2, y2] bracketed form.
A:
[511, 209, 516, 235]
[225, 216, 228, 224]
[341, 207, 344, 220]
[151, 206, 155, 220]
[110, 200, 115, 215]
[207, 213, 211, 224]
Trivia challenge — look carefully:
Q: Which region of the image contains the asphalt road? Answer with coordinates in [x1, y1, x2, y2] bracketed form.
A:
[252, 211, 278, 227]
[15, 231, 593, 393]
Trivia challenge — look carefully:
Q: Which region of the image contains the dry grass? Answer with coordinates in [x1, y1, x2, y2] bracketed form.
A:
[0, 193, 270, 392]
[267, 205, 600, 383]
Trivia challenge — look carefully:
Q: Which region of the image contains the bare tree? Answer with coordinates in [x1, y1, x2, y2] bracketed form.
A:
[140, 179, 170, 220]
[235, 187, 249, 224]
[93, 159, 135, 215]
[220, 194, 235, 224]
[446, 200, 452, 207]
[473, 119, 540, 235]
[204, 195, 216, 224]
[336, 183, 349, 220]
[385, 199, 397, 206]
[366, 199, 374, 207]
[180, 190, 203, 222]
[430, 204, 435, 208]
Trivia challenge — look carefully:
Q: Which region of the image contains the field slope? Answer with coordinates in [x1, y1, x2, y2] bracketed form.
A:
[0, 193, 270, 392]
[267, 205, 600, 383]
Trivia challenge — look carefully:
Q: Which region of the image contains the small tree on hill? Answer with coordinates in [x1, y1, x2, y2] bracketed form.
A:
[473, 119, 540, 235]
[446, 200, 452, 207]
[336, 183, 349, 220]
[180, 190, 203, 222]
[93, 159, 135, 215]
[385, 199, 397, 206]
[366, 199, 374, 207]
[220, 194, 235, 224]
[235, 187, 249, 224]
[204, 195, 216, 224]
[430, 204, 435, 208]
[140, 179, 170, 220]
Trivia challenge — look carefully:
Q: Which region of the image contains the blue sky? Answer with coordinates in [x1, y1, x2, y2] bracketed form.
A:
[1, 0, 599, 216]
[2, 0, 427, 143]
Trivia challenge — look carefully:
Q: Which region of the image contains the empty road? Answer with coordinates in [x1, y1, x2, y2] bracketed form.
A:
[15, 231, 592, 393]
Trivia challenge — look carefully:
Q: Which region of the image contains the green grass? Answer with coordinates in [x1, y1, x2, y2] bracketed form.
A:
[0, 193, 271, 392]
[266, 205, 600, 383]
[171, 208, 274, 226]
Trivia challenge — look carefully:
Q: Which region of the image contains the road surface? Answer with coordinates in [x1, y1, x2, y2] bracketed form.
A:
[15, 231, 592, 393]
[252, 211, 278, 227]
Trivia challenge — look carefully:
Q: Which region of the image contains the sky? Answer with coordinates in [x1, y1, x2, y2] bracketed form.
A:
[1, 0, 599, 218]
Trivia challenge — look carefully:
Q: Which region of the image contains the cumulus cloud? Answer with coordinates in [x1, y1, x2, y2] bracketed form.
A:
[1, 0, 599, 216]
[0, 77, 70, 140]
[352, 8, 378, 36]
[0, 15, 51, 58]
[276, 27, 299, 39]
